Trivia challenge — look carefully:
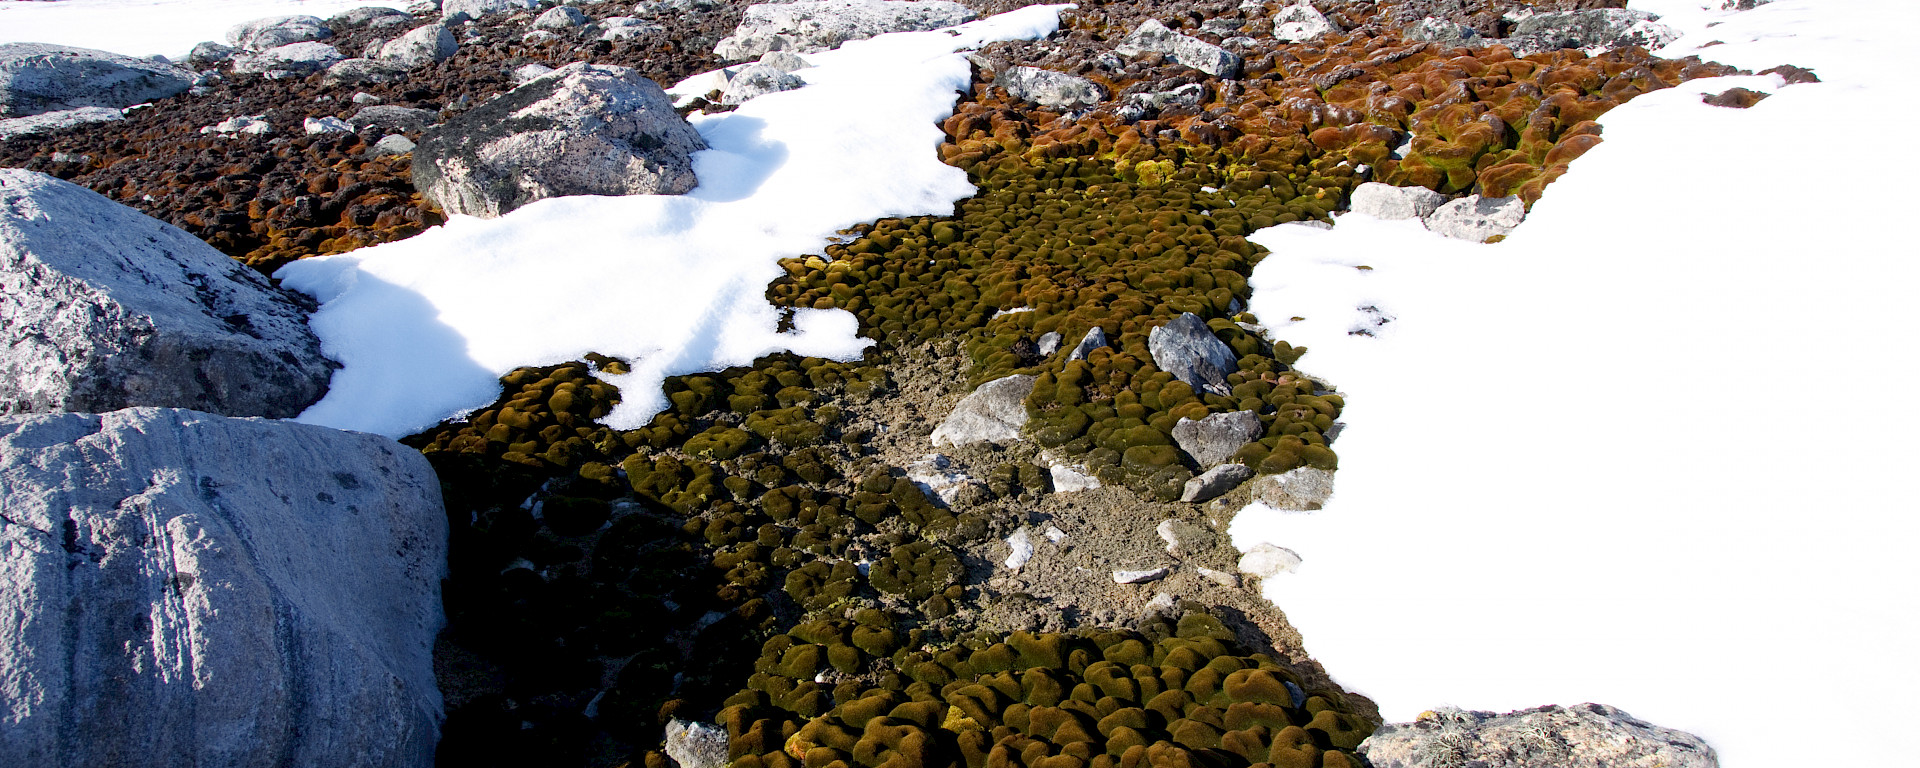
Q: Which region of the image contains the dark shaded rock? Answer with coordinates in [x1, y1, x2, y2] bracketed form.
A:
[1147, 312, 1239, 395]
[1359, 704, 1718, 768]
[0, 43, 194, 118]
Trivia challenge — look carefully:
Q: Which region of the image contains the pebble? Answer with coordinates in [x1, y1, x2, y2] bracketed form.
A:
[1112, 567, 1169, 584]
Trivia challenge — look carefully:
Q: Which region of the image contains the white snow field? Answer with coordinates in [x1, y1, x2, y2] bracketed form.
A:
[1232, 0, 1919, 765]
[0, 0, 407, 59]
[276, 5, 1068, 436]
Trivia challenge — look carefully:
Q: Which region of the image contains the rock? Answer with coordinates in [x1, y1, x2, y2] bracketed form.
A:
[997, 66, 1106, 109]
[1156, 519, 1218, 557]
[188, 41, 237, 66]
[1004, 528, 1035, 570]
[0, 43, 195, 118]
[721, 63, 805, 105]
[304, 115, 352, 134]
[232, 42, 344, 76]
[1272, 3, 1336, 43]
[599, 17, 667, 41]
[1045, 526, 1065, 543]
[0, 106, 123, 140]
[534, 6, 590, 28]
[759, 50, 812, 72]
[1113, 567, 1170, 585]
[379, 24, 458, 68]
[1197, 566, 1240, 588]
[664, 718, 731, 768]
[1171, 410, 1263, 467]
[907, 453, 982, 509]
[1147, 313, 1239, 396]
[1237, 543, 1301, 579]
[0, 407, 446, 768]
[330, 7, 416, 28]
[1359, 704, 1718, 768]
[412, 62, 705, 218]
[1249, 467, 1335, 510]
[1722, 0, 1775, 8]
[442, 0, 539, 24]
[0, 170, 334, 417]
[1505, 10, 1680, 55]
[1349, 181, 1446, 220]
[372, 134, 418, 156]
[200, 113, 272, 135]
[1049, 463, 1101, 492]
[714, 0, 977, 61]
[929, 374, 1036, 447]
[323, 58, 408, 86]
[226, 15, 332, 51]
[408, 0, 443, 15]
[1067, 326, 1109, 361]
[1180, 463, 1254, 503]
[1114, 19, 1241, 78]
[1036, 331, 1062, 357]
[513, 62, 556, 83]
[1402, 17, 1481, 45]
[1425, 194, 1525, 242]
[1702, 87, 1769, 109]
[1117, 82, 1207, 122]
[353, 91, 381, 104]
[352, 104, 439, 132]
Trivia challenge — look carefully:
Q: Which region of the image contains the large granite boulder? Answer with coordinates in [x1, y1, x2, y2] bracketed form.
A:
[1114, 20, 1242, 78]
[1505, 9, 1680, 56]
[0, 43, 194, 118]
[0, 407, 447, 768]
[231, 42, 345, 76]
[1359, 704, 1718, 768]
[998, 66, 1106, 109]
[930, 374, 1036, 448]
[1147, 313, 1239, 396]
[225, 14, 333, 51]
[0, 169, 335, 417]
[378, 23, 459, 68]
[714, 0, 977, 61]
[412, 62, 706, 218]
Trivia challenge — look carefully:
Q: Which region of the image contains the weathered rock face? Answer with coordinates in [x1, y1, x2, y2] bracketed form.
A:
[1171, 410, 1263, 467]
[664, 719, 730, 768]
[226, 15, 333, 52]
[1507, 10, 1680, 56]
[232, 41, 345, 76]
[714, 0, 977, 61]
[442, 0, 538, 24]
[412, 62, 706, 218]
[997, 66, 1106, 109]
[1403, 17, 1482, 45]
[721, 63, 805, 105]
[0, 106, 123, 141]
[1359, 704, 1719, 768]
[1067, 326, 1109, 361]
[1426, 194, 1526, 242]
[0, 43, 195, 118]
[1350, 181, 1446, 221]
[1147, 312, 1239, 396]
[0, 170, 335, 417]
[1181, 463, 1253, 503]
[379, 24, 458, 69]
[1114, 19, 1242, 78]
[929, 374, 1036, 447]
[0, 407, 448, 768]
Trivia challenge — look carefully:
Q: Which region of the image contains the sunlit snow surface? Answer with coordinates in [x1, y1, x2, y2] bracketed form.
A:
[275, 6, 1066, 436]
[1232, 1, 1919, 765]
[0, 0, 407, 59]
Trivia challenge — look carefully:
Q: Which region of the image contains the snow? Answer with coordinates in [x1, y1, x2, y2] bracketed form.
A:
[0, 0, 407, 60]
[276, 6, 1067, 437]
[1231, 0, 1920, 764]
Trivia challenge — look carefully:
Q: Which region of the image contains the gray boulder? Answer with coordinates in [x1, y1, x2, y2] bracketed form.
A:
[324, 57, 408, 86]
[1036, 331, 1062, 357]
[232, 42, 344, 76]
[0, 170, 334, 417]
[929, 374, 1036, 448]
[598, 16, 667, 41]
[1067, 326, 1109, 361]
[1272, 3, 1336, 43]
[380, 24, 459, 68]
[188, 41, 237, 66]
[1505, 9, 1680, 55]
[512, 62, 556, 83]
[1403, 17, 1482, 45]
[442, 0, 539, 23]
[759, 50, 813, 72]
[352, 104, 439, 133]
[721, 63, 805, 105]
[412, 62, 706, 218]
[1181, 463, 1254, 503]
[372, 134, 419, 157]
[715, 0, 977, 61]
[0, 106, 123, 141]
[0, 43, 195, 118]
[998, 66, 1106, 109]
[1171, 410, 1263, 467]
[1116, 82, 1206, 123]
[1250, 467, 1334, 510]
[534, 5, 590, 28]
[330, 6, 416, 28]
[0, 407, 446, 768]
[637, 0, 723, 15]
[1148, 313, 1239, 396]
[226, 15, 332, 51]
[664, 719, 731, 768]
[1349, 181, 1445, 221]
[1425, 194, 1525, 242]
[1114, 19, 1241, 78]
[1359, 704, 1718, 768]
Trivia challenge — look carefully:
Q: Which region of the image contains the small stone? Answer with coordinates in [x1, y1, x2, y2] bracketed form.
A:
[1197, 567, 1240, 588]
[720, 63, 804, 105]
[1036, 331, 1062, 357]
[1048, 463, 1101, 492]
[371, 134, 416, 156]
[1113, 567, 1169, 585]
[533, 6, 589, 28]
[1044, 526, 1065, 543]
[664, 718, 731, 768]
[1067, 326, 1109, 361]
[1425, 194, 1526, 242]
[929, 374, 1035, 448]
[351, 92, 380, 104]
[1181, 463, 1254, 503]
[758, 50, 812, 72]
[511, 62, 554, 84]
[1349, 181, 1446, 221]
[1148, 313, 1239, 396]
[1238, 544, 1302, 579]
[1171, 410, 1263, 468]
[1004, 528, 1034, 570]
[1156, 519, 1218, 557]
[302, 116, 351, 134]
[1143, 592, 1178, 615]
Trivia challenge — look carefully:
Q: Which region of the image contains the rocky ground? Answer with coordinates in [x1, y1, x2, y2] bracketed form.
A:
[1, 0, 1787, 766]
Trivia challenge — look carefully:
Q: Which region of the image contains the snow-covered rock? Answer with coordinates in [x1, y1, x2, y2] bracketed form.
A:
[0, 407, 446, 768]
[232, 41, 344, 76]
[226, 15, 332, 51]
[997, 66, 1106, 108]
[0, 170, 334, 417]
[929, 374, 1035, 447]
[1425, 194, 1525, 242]
[721, 63, 805, 105]
[1272, 3, 1335, 43]
[1181, 463, 1254, 503]
[1359, 704, 1717, 768]
[0, 106, 122, 140]
[412, 62, 705, 218]
[1172, 410, 1263, 467]
[379, 24, 458, 68]
[1114, 19, 1241, 78]
[0, 43, 194, 118]
[1148, 312, 1240, 396]
[714, 0, 977, 61]
[1349, 181, 1446, 221]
